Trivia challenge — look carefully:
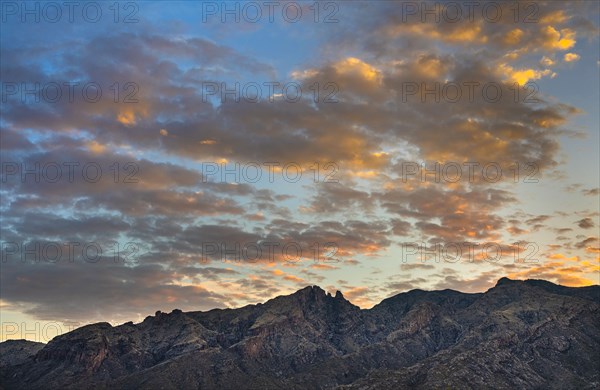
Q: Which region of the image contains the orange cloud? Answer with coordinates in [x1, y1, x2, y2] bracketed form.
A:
[503, 29, 524, 45]
[333, 57, 381, 82]
[117, 111, 137, 126]
[564, 53, 580, 62]
[310, 264, 339, 270]
[86, 140, 107, 154]
[499, 63, 553, 85]
[542, 26, 576, 50]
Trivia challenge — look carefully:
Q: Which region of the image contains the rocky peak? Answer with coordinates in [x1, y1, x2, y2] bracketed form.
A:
[283, 285, 329, 307]
[496, 276, 516, 286]
[298, 285, 327, 297]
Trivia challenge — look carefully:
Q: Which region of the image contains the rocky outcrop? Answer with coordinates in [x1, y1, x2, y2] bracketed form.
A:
[0, 340, 45, 368]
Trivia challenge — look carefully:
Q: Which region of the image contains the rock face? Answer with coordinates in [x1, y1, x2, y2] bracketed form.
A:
[1, 278, 598, 389]
[0, 340, 45, 368]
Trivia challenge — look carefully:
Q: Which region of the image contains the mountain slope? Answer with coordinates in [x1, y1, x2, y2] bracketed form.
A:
[1, 278, 598, 389]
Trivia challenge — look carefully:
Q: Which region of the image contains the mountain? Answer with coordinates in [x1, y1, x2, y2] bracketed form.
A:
[0, 340, 45, 368]
[1, 278, 599, 389]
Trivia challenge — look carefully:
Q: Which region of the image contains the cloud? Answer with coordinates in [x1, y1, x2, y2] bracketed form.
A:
[577, 218, 595, 229]
[564, 52, 581, 62]
[432, 270, 500, 293]
[384, 278, 429, 294]
[575, 237, 599, 250]
[379, 186, 516, 242]
[399, 264, 435, 271]
[540, 56, 556, 66]
[583, 188, 600, 196]
[1, 0, 598, 328]
[498, 63, 554, 85]
[339, 286, 375, 308]
[0, 261, 229, 324]
[542, 26, 576, 50]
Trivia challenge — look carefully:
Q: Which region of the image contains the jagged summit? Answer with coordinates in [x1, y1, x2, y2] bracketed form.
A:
[289, 285, 346, 301]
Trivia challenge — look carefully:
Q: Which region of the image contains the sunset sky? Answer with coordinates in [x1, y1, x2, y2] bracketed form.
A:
[1, 0, 599, 342]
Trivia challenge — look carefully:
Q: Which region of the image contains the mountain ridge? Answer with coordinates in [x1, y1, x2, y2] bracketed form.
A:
[1, 277, 599, 389]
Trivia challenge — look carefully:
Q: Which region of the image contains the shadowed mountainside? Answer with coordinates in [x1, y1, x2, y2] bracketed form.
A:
[1, 277, 599, 389]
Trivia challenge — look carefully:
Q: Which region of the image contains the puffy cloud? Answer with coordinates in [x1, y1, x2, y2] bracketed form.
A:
[498, 63, 554, 85]
[564, 52, 581, 62]
[542, 26, 576, 50]
[577, 218, 595, 229]
[540, 56, 556, 66]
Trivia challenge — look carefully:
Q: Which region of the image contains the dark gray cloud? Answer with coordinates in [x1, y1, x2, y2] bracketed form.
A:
[576, 218, 595, 229]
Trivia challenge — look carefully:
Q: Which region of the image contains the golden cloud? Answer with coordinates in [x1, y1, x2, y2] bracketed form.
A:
[564, 52, 581, 62]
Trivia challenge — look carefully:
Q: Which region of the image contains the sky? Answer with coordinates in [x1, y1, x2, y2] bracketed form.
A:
[0, 0, 599, 342]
